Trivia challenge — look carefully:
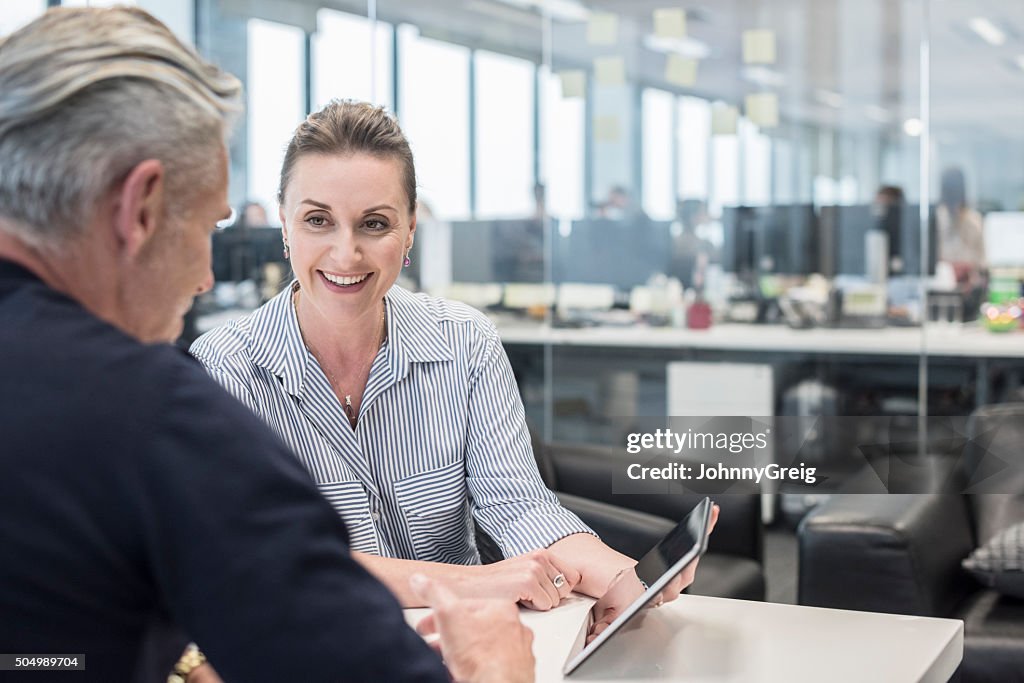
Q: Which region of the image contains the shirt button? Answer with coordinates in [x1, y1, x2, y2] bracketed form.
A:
[371, 511, 381, 522]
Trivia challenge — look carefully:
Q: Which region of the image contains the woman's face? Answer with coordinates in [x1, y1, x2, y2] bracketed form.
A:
[280, 152, 414, 321]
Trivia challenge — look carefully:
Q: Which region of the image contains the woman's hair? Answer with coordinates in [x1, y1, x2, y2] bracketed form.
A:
[0, 7, 241, 249]
[278, 100, 417, 213]
[940, 167, 967, 213]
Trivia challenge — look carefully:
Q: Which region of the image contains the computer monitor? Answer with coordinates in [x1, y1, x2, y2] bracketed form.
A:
[722, 204, 818, 278]
[449, 218, 548, 284]
[763, 204, 818, 275]
[897, 204, 938, 277]
[817, 205, 874, 277]
[212, 225, 288, 283]
[721, 206, 759, 278]
[552, 218, 672, 291]
[817, 203, 937, 278]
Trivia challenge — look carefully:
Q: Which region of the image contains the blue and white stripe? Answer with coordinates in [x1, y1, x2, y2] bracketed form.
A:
[191, 283, 593, 564]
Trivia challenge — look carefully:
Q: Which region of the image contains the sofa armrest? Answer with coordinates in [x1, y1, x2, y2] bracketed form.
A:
[557, 492, 675, 559]
[798, 494, 976, 617]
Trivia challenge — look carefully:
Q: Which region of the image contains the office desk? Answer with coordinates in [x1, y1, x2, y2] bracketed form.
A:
[496, 321, 1024, 407]
[406, 595, 963, 682]
[495, 321, 1024, 359]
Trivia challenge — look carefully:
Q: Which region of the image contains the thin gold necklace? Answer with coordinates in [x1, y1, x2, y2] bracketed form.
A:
[293, 287, 387, 428]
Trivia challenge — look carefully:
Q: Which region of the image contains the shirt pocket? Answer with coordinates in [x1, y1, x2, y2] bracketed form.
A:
[317, 480, 380, 555]
[393, 460, 473, 563]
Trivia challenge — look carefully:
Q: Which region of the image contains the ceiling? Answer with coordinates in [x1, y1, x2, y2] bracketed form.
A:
[227, 0, 1024, 137]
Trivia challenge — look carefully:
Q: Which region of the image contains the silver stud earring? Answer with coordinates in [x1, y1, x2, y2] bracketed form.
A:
[283, 242, 290, 259]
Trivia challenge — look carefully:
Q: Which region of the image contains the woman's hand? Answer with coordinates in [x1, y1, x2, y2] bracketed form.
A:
[354, 548, 578, 608]
[588, 503, 720, 642]
[468, 549, 581, 611]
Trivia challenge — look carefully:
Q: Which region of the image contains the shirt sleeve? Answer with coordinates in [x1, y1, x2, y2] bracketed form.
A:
[129, 356, 449, 683]
[463, 325, 596, 557]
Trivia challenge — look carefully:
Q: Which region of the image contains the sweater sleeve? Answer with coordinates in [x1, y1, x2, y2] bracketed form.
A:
[128, 356, 449, 683]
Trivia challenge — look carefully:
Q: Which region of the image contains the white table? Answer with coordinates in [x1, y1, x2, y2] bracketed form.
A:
[406, 595, 963, 682]
[494, 320, 1024, 408]
[494, 320, 1024, 359]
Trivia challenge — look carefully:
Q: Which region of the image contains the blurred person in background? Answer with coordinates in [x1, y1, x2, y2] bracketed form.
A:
[936, 167, 987, 317]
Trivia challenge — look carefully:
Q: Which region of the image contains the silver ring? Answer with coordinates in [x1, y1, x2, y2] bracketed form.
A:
[552, 574, 566, 589]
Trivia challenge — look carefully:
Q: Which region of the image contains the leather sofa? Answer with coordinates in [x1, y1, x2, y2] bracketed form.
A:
[799, 404, 1024, 683]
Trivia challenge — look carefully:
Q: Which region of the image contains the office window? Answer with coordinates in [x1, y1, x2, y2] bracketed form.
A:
[773, 137, 795, 203]
[398, 25, 470, 219]
[677, 96, 710, 201]
[474, 50, 535, 219]
[642, 88, 675, 221]
[0, 1, 45, 36]
[740, 118, 771, 206]
[540, 67, 584, 220]
[313, 9, 392, 111]
[247, 18, 304, 220]
[710, 134, 739, 217]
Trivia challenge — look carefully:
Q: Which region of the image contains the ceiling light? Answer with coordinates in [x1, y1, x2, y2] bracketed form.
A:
[494, 0, 590, 23]
[741, 65, 786, 88]
[814, 89, 843, 108]
[903, 118, 923, 137]
[968, 17, 1006, 46]
[643, 33, 709, 59]
[863, 105, 890, 123]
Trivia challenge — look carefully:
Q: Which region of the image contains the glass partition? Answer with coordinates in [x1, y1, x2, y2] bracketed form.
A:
[178, 1, 1024, 492]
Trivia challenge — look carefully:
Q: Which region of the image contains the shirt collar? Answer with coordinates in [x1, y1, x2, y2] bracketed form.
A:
[248, 282, 306, 395]
[385, 284, 454, 367]
[247, 281, 453, 396]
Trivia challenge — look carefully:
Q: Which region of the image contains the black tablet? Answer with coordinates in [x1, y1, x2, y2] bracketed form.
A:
[563, 497, 713, 676]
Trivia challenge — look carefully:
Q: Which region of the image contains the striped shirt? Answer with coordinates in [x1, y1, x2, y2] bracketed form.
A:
[190, 283, 593, 564]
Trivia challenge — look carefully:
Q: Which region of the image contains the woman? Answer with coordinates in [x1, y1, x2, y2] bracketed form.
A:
[192, 100, 712, 612]
[937, 167, 986, 281]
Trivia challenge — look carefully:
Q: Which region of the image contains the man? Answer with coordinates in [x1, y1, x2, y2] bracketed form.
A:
[0, 7, 533, 682]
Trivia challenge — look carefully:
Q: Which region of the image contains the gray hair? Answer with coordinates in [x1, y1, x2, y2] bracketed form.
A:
[0, 7, 242, 248]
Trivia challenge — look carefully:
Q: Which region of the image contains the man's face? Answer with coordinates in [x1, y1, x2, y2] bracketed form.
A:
[132, 149, 229, 343]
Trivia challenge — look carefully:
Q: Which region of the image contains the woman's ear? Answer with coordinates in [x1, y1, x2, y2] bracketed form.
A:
[407, 211, 417, 249]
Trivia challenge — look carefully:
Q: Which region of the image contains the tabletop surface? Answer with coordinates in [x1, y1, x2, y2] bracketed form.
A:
[405, 594, 963, 683]
[493, 320, 1024, 359]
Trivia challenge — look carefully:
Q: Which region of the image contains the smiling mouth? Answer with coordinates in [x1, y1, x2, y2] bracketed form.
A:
[320, 271, 371, 286]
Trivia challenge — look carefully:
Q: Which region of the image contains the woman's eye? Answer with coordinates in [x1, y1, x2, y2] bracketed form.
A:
[306, 215, 327, 227]
[365, 219, 389, 231]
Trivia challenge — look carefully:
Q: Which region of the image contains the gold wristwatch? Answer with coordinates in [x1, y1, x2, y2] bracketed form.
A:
[167, 643, 206, 683]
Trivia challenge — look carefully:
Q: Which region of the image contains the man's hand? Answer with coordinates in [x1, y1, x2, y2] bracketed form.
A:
[588, 503, 720, 643]
[185, 663, 222, 683]
[465, 549, 581, 611]
[411, 574, 535, 683]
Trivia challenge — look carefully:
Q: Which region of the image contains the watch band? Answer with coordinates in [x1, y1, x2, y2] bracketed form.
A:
[167, 643, 206, 683]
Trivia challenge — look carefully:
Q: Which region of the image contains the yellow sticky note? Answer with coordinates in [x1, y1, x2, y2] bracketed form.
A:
[594, 116, 620, 142]
[559, 70, 586, 98]
[665, 54, 697, 87]
[587, 12, 619, 46]
[742, 29, 777, 64]
[711, 102, 738, 135]
[594, 56, 625, 86]
[745, 92, 779, 128]
[653, 8, 687, 38]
